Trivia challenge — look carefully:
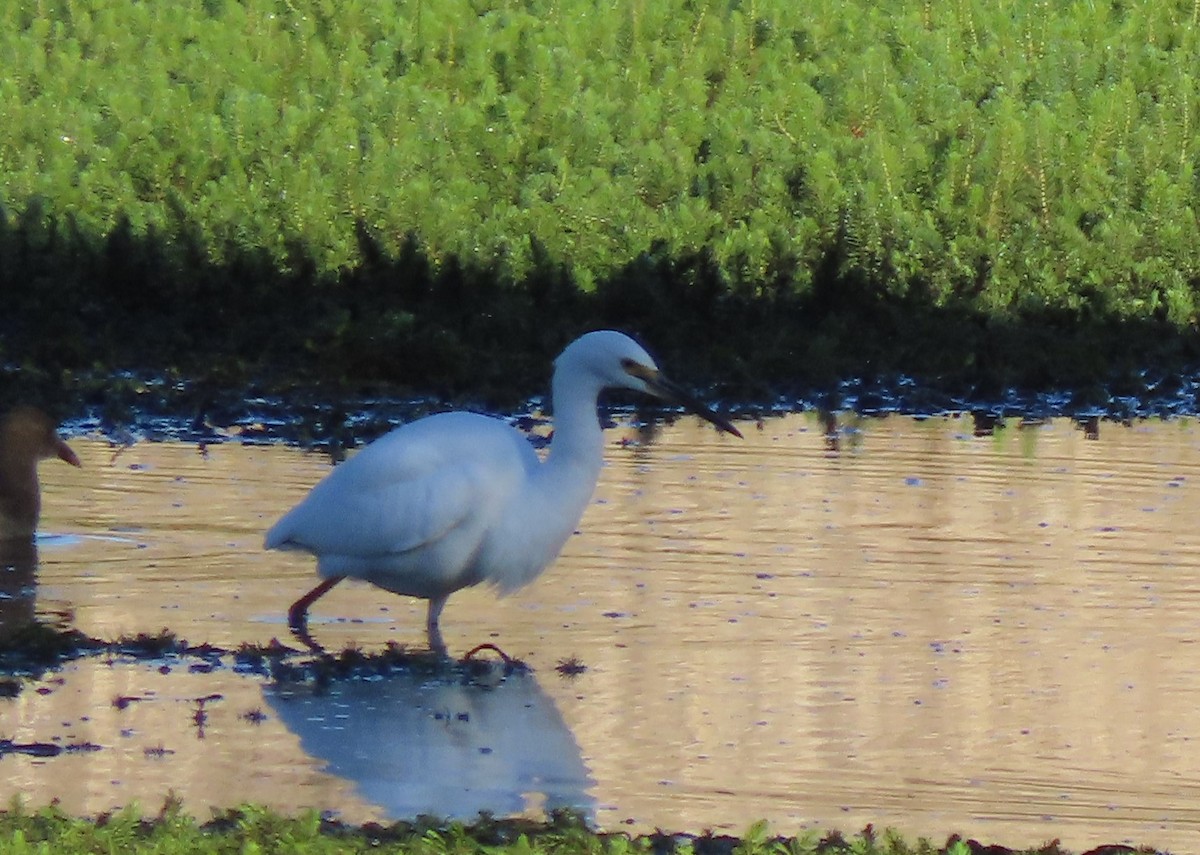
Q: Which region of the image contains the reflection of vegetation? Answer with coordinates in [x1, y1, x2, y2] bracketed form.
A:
[3, 1, 1200, 413]
[0, 803, 1096, 855]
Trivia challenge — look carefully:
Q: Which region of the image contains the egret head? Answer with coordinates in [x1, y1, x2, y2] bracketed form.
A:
[557, 331, 742, 438]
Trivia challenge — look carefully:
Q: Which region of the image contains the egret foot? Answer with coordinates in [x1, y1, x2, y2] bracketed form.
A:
[286, 612, 326, 655]
[462, 642, 515, 667]
[287, 575, 345, 654]
[288, 575, 345, 628]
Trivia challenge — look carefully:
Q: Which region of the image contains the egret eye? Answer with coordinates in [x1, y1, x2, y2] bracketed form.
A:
[621, 358, 652, 380]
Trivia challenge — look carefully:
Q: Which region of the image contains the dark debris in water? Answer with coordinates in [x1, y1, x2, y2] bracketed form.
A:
[46, 365, 1200, 453]
[252, 640, 531, 689]
[0, 739, 102, 758]
[554, 656, 588, 678]
[0, 622, 106, 670]
[0, 623, 530, 693]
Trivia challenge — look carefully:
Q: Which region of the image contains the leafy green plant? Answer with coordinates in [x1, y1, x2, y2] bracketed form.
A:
[3, 0, 1198, 318]
[0, 804, 1151, 855]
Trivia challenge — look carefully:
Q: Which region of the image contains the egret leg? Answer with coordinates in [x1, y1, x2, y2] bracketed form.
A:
[426, 595, 449, 656]
[288, 575, 345, 631]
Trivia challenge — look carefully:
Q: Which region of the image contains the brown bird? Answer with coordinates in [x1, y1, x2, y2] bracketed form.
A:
[0, 407, 81, 541]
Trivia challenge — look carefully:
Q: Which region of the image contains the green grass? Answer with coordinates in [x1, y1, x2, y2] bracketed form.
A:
[4, 0, 1200, 317]
[0, 803, 1154, 855]
[5, 1, 1200, 419]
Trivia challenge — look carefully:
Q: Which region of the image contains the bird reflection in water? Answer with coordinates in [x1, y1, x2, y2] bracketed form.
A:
[264, 663, 594, 823]
[820, 410, 839, 453]
[971, 410, 1001, 437]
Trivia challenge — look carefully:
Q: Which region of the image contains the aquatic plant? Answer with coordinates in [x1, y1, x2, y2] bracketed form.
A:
[555, 656, 588, 677]
[0, 624, 533, 698]
[0, 623, 102, 671]
[112, 629, 186, 658]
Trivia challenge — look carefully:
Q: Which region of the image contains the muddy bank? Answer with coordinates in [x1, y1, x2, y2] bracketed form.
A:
[31, 370, 1200, 453]
[3, 221, 1200, 437]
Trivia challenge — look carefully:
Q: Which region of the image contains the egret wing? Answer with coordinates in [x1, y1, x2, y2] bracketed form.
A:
[266, 414, 530, 559]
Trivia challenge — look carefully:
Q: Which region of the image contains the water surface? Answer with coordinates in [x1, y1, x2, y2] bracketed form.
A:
[4, 413, 1200, 851]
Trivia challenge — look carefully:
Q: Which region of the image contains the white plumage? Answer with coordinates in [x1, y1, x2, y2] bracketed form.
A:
[266, 330, 740, 653]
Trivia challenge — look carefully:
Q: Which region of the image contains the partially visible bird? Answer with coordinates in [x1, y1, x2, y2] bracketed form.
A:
[266, 330, 741, 653]
[0, 406, 81, 541]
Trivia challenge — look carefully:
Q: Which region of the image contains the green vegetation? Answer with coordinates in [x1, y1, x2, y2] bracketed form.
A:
[3, 0, 1200, 413]
[0, 804, 1156, 855]
[5, 0, 1200, 308]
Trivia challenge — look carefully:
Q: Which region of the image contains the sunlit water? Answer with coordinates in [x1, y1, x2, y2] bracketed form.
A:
[3, 413, 1200, 850]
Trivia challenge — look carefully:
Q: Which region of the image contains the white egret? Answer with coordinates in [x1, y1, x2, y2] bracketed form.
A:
[0, 406, 81, 541]
[265, 330, 741, 653]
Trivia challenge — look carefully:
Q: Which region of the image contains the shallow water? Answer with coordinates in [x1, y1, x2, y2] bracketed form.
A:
[4, 412, 1200, 850]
